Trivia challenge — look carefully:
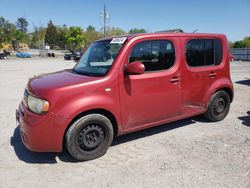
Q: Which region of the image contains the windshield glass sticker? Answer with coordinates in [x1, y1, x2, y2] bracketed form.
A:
[110, 37, 127, 44]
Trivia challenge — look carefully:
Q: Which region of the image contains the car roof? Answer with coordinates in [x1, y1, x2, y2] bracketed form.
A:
[96, 32, 226, 42]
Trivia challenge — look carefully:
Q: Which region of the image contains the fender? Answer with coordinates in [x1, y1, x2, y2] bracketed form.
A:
[203, 77, 234, 107]
[55, 94, 122, 128]
[52, 94, 122, 151]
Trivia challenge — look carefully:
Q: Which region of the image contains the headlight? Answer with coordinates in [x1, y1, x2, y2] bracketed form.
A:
[27, 95, 50, 114]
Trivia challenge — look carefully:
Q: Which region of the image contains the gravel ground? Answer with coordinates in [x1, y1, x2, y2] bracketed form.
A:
[0, 58, 249, 188]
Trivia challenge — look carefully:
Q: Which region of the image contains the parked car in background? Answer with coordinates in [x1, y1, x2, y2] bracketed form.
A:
[47, 52, 55, 57]
[0, 52, 7, 59]
[64, 52, 82, 61]
[229, 54, 235, 61]
[17, 32, 234, 161]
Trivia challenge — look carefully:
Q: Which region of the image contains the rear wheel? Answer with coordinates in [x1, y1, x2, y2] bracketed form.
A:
[204, 90, 230, 122]
[66, 114, 114, 161]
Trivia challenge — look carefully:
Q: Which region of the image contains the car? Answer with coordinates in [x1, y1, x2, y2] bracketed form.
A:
[0, 52, 7, 59]
[229, 54, 235, 62]
[16, 32, 234, 161]
[64, 52, 82, 61]
[47, 52, 55, 57]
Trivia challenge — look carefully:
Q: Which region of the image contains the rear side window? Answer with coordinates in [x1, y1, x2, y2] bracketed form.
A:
[186, 39, 223, 67]
[129, 40, 175, 72]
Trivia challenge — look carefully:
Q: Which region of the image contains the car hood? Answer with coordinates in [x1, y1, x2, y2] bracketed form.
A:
[27, 69, 100, 96]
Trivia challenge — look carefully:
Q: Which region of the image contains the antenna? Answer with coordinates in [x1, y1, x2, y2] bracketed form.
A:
[192, 29, 198, 33]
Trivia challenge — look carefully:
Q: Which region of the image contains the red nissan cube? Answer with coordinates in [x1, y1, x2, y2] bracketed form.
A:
[16, 32, 234, 161]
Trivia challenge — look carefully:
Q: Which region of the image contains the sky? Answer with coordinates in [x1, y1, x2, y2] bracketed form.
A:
[0, 0, 249, 42]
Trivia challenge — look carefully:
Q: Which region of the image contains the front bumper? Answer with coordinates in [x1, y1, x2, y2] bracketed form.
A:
[16, 102, 70, 152]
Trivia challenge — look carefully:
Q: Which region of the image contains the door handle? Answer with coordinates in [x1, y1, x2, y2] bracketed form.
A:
[208, 72, 217, 78]
[170, 77, 180, 83]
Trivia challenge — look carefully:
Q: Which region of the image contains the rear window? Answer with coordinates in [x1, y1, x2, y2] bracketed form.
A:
[186, 39, 223, 67]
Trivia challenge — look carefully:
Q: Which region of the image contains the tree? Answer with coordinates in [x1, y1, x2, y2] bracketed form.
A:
[45, 20, 58, 49]
[14, 17, 29, 44]
[242, 36, 250, 47]
[86, 25, 96, 32]
[65, 26, 85, 51]
[107, 27, 126, 36]
[30, 23, 46, 48]
[84, 25, 102, 46]
[0, 17, 6, 43]
[16, 17, 28, 33]
[233, 41, 245, 48]
[0, 17, 16, 43]
[129, 28, 146, 34]
[233, 36, 250, 48]
[228, 41, 234, 48]
[56, 24, 69, 49]
[15, 30, 29, 42]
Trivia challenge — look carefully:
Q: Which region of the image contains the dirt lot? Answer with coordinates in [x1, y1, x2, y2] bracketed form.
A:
[0, 58, 249, 188]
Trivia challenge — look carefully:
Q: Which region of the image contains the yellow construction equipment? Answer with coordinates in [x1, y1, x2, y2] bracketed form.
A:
[0, 43, 14, 53]
[17, 43, 29, 52]
[0, 42, 29, 53]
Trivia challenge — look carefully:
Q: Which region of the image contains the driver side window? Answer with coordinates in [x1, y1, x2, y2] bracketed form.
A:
[129, 40, 175, 72]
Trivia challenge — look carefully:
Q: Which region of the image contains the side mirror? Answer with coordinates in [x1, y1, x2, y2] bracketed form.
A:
[125, 61, 145, 75]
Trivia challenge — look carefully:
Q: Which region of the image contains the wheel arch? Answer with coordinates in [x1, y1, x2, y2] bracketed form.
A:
[206, 86, 233, 107]
[214, 87, 233, 102]
[204, 87, 232, 122]
[62, 108, 119, 148]
[205, 78, 234, 107]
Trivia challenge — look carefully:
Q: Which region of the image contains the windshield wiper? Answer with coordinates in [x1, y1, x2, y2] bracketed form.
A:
[72, 69, 90, 76]
[72, 69, 100, 77]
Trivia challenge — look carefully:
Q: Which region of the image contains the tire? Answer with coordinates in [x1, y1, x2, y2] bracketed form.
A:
[66, 114, 114, 161]
[204, 90, 231, 122]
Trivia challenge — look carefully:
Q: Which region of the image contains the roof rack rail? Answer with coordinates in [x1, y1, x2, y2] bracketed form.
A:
[155, 29, 184, 33]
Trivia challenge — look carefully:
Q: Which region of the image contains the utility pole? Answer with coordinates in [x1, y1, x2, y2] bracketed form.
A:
[103, 4, 108, 37]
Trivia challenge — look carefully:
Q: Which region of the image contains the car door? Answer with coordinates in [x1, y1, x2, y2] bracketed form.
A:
[181, 37, 224, 109]
[119, 38, 182, 130]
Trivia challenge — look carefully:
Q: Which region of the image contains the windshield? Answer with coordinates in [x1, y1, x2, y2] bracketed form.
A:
[73, 40, 124, 76]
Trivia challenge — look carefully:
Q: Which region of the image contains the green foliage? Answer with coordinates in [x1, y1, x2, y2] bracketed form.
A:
[129, 28, 146, 34]
[16, 17, 28, 33]
[30, 24, 46, 48]
[228, 41, 234, 48]
[15, 30, 29, 42]
[2, 15, 249, 51]
[45, 20, 58, 49]
[233, 36, 250, 48]
[234, 41, 245, 48]
[107, 27, 126, 36]
[56, 24, 69, 49]
[65, 26, 86, 51]
[84, 25, 102, 46]
[243, 36, 250, 47]
[86, 25, 96, 32]
[0, 16, 16, 43]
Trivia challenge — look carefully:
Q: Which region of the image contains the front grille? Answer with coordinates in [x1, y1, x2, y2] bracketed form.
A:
[23, 89, 29, 105]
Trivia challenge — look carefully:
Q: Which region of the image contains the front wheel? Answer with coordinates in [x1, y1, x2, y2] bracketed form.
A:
[204, 90, 231, 122]
[66, 114, 114, 161]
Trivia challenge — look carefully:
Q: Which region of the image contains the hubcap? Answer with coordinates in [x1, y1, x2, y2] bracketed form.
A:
[78, 124, 104, 151]
[213, 97, 226, 115]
